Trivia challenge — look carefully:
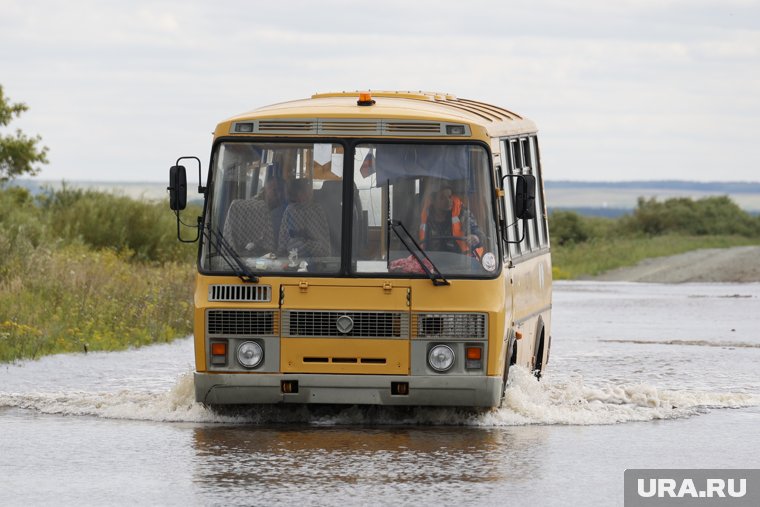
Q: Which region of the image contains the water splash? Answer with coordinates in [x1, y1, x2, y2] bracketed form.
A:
[1, 367, 756, 426]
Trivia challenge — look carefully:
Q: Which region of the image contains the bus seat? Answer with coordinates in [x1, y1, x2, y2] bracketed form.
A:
[314, 180, 344, 256]
[223, 198, 276, 255]
[279, 201, 331, 258]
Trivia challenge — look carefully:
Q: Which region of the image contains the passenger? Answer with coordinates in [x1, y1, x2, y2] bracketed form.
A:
[419, 185, 484, 257]
[223, 177, 285, 256]
[278, 179, 330, 259]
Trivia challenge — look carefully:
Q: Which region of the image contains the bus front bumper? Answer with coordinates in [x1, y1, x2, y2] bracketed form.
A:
[195, 372, 502, 407]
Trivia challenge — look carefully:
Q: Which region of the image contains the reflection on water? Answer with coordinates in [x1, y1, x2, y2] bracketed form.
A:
[190, 425, 549, 504]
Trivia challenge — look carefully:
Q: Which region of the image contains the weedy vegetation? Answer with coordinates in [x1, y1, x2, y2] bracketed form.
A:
[550, 196, 760, 279]
[0, 186, 199, 362]
[2, 186, 759, 362]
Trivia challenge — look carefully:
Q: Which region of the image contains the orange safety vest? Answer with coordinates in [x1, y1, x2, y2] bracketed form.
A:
[420, 195, 484, 258]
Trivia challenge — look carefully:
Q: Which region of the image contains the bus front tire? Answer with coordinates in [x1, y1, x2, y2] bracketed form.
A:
[532, 326, 546, 381]
[499, 335, 518, 407]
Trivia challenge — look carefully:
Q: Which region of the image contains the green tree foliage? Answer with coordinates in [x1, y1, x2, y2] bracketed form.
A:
[620, 196, 760, 237]
[0, 85, 49, 183]
[548, 210, 590, 245]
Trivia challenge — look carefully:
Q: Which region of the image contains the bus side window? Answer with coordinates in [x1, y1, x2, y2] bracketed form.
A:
[515, 138, 539, 252]
[510, 139, 530, 256]
[529, 137, 548, 249]
[502, 138, 520, 259]
[495, 163, 507, 261]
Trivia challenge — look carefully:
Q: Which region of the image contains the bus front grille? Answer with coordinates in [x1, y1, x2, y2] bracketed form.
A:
[207, 310, 277, 337]
[414, 313, 488, 339]
[208, 284, 271, 302]
[282, 311, 409, 338]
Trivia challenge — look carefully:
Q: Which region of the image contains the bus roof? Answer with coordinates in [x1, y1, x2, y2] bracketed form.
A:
[217, 91, 537, 139]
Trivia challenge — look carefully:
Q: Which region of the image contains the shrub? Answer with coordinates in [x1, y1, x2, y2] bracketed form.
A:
[620, 196, 760, 237]
[0, 245, 194, 362]
[36, 186, 197, 263]
[0, 186, 197, 362]
[548, 210, 590, 246]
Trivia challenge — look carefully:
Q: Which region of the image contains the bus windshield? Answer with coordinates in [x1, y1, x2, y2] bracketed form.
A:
[353, 143, 498, 277]
[201, 141, 499, 278]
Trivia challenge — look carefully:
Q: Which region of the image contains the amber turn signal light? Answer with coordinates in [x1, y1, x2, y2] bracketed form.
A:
[466, 347, 482, 360]
[465, 345, 483, 370]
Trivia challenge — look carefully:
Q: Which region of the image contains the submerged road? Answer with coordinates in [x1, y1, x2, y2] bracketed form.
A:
[1, 282, 759, 506]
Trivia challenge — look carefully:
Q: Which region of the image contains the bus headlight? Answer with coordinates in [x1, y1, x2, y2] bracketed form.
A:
[428, 344, 455, 372]
[237, 341, 264, 369]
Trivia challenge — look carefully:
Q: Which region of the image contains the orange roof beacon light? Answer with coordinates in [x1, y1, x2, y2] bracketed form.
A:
[357, 92, 375, 106]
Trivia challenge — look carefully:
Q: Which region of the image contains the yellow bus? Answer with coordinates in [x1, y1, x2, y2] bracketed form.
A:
[168, 90, 552, 408]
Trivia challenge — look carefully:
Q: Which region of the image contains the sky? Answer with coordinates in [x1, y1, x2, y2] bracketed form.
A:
[1, 0, 759, 183]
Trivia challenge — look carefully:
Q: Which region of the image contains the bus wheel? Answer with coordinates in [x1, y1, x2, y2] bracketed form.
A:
[532, 327, 545, 381]
[499, 334, 518, 407]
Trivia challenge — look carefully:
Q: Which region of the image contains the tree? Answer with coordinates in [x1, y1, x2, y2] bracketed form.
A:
[0, 85, 49, 183]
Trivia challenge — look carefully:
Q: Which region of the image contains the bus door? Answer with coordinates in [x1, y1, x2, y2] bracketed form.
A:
[497, 140, 520, 366]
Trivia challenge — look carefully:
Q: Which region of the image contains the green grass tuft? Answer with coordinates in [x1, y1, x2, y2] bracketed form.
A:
[0, 187, 198, 362]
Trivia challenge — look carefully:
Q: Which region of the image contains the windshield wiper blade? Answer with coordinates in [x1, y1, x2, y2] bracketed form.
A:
[202, 225, 259, 283]
[389, 219, 449, 286]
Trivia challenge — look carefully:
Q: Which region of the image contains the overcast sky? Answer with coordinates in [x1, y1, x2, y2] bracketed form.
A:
[1, 0, 759, 183]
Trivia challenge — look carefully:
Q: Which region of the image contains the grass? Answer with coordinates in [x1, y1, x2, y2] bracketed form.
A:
[0, 186, 198, 363]
[0, 245, 195, 362]
[551, 234, 759, 280]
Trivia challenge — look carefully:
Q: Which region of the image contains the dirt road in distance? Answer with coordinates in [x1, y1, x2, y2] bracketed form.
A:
[589, 245, 760, 283]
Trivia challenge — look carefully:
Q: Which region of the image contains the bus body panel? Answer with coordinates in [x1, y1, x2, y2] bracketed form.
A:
[280, 338, 409, 375]
[191, 274, 516, 406]
[510, 253, 553, 369]
[280, 283, 410, 310]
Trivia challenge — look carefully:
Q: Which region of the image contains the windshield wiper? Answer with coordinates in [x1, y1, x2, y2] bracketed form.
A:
[202, 224, 259, 283]
[388, 218, 449, 286]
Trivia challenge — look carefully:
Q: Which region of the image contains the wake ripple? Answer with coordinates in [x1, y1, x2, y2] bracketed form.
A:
[0, 367, 756, 426]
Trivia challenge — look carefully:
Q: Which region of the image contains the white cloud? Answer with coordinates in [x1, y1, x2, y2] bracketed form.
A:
[1, 0, 759, 182]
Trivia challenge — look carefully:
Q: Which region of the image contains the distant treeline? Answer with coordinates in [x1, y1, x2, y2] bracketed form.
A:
[0, 186, 198, 362]
[546, 180, 760, 193]
[550, 195, 760, 246]
[549, 195, 760, 278]
[548, 207, 631, 218]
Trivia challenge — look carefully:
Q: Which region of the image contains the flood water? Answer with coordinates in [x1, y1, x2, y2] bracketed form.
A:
[1, 282, 759, 506]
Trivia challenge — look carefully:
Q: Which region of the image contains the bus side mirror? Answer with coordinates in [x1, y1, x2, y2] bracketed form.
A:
[514, 174, 536, 219]
[168, 165, 187, 211]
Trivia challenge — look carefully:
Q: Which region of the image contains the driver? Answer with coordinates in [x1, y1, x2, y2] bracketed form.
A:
[419, 185, 484, 257]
